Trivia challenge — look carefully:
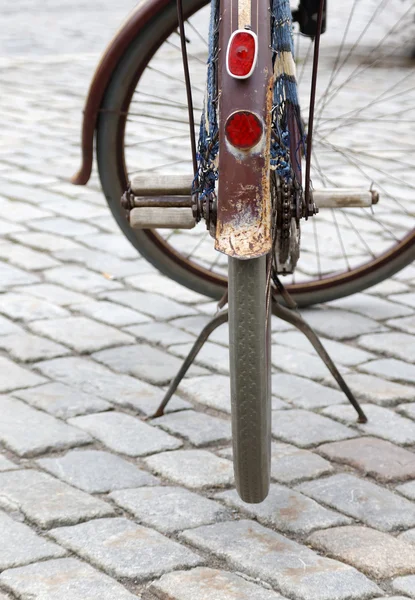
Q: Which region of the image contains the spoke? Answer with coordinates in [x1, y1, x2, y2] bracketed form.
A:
[186, 18, 209, 47]
[185, 231, 210, 260]
[165, 40, 207, 65]
[146, 66, 205, 94]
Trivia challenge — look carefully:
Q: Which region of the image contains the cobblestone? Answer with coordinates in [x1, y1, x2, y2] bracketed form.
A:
[0, 470, 113, 527]
[216, 484, 351, 535]
[69, 412, 182, 456]
[153, 410, 231, 446]
[0, 510, 66, 569]
[13, 381, 111, 418]
[44, 265, 123, 293]
[318, 437, 415, 482]
[358, 331, 415, 362]
[396, 481, 415, 501]
[72, 299, 151, 327]
[92, 344, 207, 385]
[391, 576, 415, 598]
[179, 374, 232, 413]
[339, 373, 415, 405]
[269, 443, 334, 483]
[31, 316, 134, 353]
[110, 486, 230, 533]
[125, 321, 195, 346]
[145, 450, 234, 488]
[0, 291, 69, 321]
[323, 404, 415, 445]
[0, 456, 18, 471]
[297, 473, 415, 531]
[14, 283, 91, 305]
[0, 315, 23, 336]
[37, 449, 159, 493]
[181, 520, 380, 600]
[49, 518, 203, 580]
[0, 558, 139, 600]
[0, 333, 70, 362]
[300, 308, 383, 340]
[308, 525, 415, 579]
[0, 261, 39, 288]
[272, 409, 357, 447]
[0, 241, 60, 270]
[0, 395, 90, 456]
[271, 373, 345, 409]
[143, 568, 286, 600]
[104, 290, 198, 319]
[388, 314, 415, 335]
[359, 358, 415, 384]
[329, 293, 412, 320]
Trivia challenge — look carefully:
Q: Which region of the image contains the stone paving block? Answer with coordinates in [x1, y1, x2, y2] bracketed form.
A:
[0, 333, 70, 362]
[0, 456, 18, 471]
[297, 473, 415, 531]
[272, 347, 348, 382]
[274, 331, 374, 367]
[0, 261, 39, 288]
[110, 486, 230, 533]
[81, 233, 139, 259]
[271, 373, 345, 409]
[397, 403, 415, 421]
[11, 231, 84, 252]
[0, 396, 91, 456]
[0, 510, 66, 569]
[397, 481, 415, 501]
[0, 470, 113, 528]
[143, 567, 286, 600]
[272, 409, 357, 447]
[179, 374, 232, 413]
[216, 484, 351, 535]
[0, 199, 51, 222]
[93, 344, 207, 385]
[42, 197, 108, 220]
[360, 358, 415, 384]
[13, 381, 111, 419]
[329, 293, 412, 320]
[308, 525, 415, 579]
[36, 356, 187, 415]
[49, 518, 203, 580]
[171, 341, 230, 374]
[37, 449, 159, 493]
[318, 437, 415, 482]
[391, 576, 415, 598]
[14, 283, 91, 306]
[29, 216, 98, 236]
[55, 247, 143, 279]
[0, 557, 138, 600]
[368, 279, 409, 296]
[31, 316, 134, 353]
[171, 314, 212, 335]
[181, 520, 380, 600]
[358, 332, 415, 362]
[104, 290, 198, 319]
[72, 300, 151, 327]
[0, 242, 59, 270]
[398, 528, 415, 546]
[300, 307, 382, 340]
[124, 321, 195, 346]
[145, 450, 234, 488]
[69, 412, 182, 456]
[0, 314, 23, 336]
[44, 265, 123, 293]
[0, 292, 69, 320]
[125, 272, 209, 304]
[388, 315, 415, 335]
[323, 404, 415, 445]
[340, 372, 415, 405]
[390, 292, 415, 308]
[153, 410, 231, 446]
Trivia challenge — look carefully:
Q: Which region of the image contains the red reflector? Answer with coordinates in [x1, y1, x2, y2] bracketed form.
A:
[225, 111, 263, 150]
[226, 30, 257, 78]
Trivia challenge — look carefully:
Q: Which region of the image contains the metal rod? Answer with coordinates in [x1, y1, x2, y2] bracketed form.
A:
[176, 0, 198, 175]
[151, 310, 229, 417]
[304, 0, 325, 215]
[271, 296, 367, 423]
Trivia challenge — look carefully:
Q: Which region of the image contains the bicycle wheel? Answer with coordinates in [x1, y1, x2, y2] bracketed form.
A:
[228, 256, 271, 503]
[97, 0, 415, 305]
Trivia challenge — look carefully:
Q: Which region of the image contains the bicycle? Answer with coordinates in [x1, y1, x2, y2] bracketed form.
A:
[73, 0, 415, 502]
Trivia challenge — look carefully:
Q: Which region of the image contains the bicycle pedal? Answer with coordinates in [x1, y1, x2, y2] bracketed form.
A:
[130, 174, 192, 197]
[129, 207, 196, 229]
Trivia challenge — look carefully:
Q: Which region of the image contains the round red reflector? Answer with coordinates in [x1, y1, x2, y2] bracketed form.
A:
[225, 111, 263, 150]
[227, 31, 257, 77]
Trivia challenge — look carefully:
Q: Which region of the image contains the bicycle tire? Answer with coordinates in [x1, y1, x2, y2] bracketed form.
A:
[228, 256, 271, 503]
[96, 0, 415, 306]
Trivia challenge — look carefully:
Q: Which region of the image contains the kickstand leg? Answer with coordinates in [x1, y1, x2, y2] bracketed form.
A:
[271, 290, 367, 423]
[151, 309, 229, 418]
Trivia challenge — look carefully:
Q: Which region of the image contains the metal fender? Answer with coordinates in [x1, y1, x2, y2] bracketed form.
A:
[71, 0, 175, 185]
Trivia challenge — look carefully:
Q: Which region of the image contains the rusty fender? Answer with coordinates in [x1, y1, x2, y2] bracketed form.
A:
[215, 0, 274, 259]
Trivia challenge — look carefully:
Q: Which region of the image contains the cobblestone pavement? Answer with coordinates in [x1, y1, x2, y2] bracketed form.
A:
[1, 1, 415, 600]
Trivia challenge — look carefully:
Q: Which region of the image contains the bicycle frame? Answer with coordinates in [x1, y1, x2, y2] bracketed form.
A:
[215, 0, 273, 258]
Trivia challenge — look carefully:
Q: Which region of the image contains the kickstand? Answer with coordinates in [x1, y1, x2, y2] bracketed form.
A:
[151, 283, 368, 423]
